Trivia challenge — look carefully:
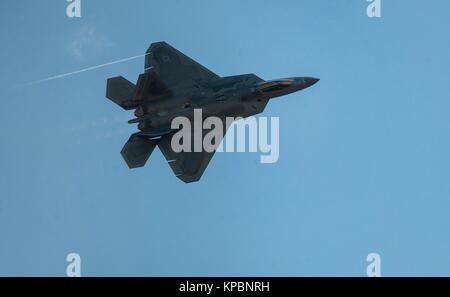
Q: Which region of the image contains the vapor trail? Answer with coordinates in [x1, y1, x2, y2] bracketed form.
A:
[22, 53, 149, 86]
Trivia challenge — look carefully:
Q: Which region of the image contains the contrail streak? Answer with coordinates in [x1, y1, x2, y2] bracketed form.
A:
[22, 53, 150, 86]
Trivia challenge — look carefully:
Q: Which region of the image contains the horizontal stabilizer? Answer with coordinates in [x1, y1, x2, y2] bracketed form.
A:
[106, 76, 139, 110]
[121, 133, 158, 169]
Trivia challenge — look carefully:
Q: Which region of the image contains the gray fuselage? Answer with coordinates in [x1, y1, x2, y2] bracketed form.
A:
[132, 74, 318, 136]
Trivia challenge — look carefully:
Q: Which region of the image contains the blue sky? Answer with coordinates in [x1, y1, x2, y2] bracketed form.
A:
[0, 0, 450, 276]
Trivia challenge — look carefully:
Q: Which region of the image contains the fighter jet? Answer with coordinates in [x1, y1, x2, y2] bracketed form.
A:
[106, 42, 319, 183]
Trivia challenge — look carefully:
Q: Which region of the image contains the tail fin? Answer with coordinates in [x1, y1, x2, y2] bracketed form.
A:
[121, 133, 158, 169]
[106, 76, 140, 110]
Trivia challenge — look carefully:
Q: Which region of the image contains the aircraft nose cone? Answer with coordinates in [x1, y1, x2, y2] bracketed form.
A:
[303, 77, 320, 87]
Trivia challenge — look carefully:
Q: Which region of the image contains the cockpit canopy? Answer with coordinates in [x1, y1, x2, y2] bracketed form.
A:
[257, 79, 295, 93]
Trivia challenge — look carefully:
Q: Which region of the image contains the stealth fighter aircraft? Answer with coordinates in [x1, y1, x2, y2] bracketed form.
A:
[106, 42, 319, 183]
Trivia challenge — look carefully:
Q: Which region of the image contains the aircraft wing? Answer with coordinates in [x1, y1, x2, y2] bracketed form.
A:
[157, 117, 230, 183]
[145, 42, 219, 89]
